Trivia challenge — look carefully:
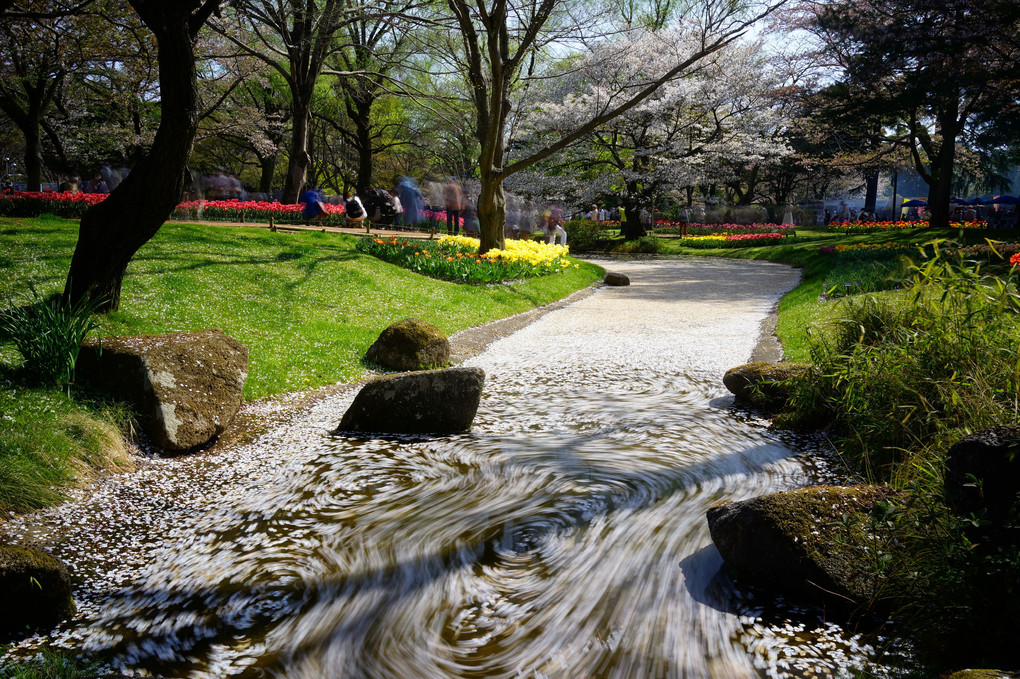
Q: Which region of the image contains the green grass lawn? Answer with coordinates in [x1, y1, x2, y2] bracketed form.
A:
[0, 215, 602, 512]
[1, 216, 602, 399]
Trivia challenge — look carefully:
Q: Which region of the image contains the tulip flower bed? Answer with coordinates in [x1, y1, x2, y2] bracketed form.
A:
[173, 199, 349, 226]
[0, 190, 106, 218]
[826, 219, 988, 232]
[654, 221, 794, 236]
[356, 234, 573, 283]
[674, 232, 798, 248]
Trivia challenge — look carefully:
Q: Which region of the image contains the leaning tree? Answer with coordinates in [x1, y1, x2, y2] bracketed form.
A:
[63, 0, 222, 310]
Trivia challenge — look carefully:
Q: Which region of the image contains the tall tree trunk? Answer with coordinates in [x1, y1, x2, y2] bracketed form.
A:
[281, 95, 311, 204]
[23, 108, 43, 191]
[258, 153, 276, 195]
[864, 169, 879, 214]
[927, 97, 961, 230]
[476, 167, 505, 252]
[64, 5, 205, 311]
[620, 182, 646, 240]
[355, 106, 373, 194]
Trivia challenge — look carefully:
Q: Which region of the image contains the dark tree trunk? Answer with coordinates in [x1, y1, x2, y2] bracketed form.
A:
[64, 1, 213, 311]
[864, 169, 879, 214]
[927, 98, 961, 230]
[258, 153, 276, 195]
[23, 108, 43, 191]
[354, 110, 373, 194]
[620, 183, 646, 240]
[281, 95, 311, 204]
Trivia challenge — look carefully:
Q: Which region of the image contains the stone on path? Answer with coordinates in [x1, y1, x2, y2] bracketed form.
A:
[77, 329, 248, 452]
[722, 361, 809, 410]
[335, 367, 484, 435]
[0, 544, 75, 633]
[366, 318, 451, 371]
[603, 272, 630, 286]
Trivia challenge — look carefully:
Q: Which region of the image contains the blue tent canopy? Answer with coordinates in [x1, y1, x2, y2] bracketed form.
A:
[987, 195, 1020, 205]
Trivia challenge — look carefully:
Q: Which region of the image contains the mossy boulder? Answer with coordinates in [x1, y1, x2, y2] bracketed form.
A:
[946, 672, 1020, 679]
[335, 367, 484, 434]
[365, 318, 451, 371]
[76, 329, 249, 452]
[707, 485, 901, 610]
[0, 544, 75, 634]
[722, 361, 810, 410]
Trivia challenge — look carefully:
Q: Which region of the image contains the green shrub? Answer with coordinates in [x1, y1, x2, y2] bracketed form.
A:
[613, 235, 661, 253]
[563, 219, 606, 250]
[0, 291, 103, 389]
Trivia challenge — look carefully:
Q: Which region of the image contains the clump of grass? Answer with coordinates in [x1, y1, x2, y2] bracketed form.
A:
[795, 243, 1020, 476]
[0, 386, 134, 512]
[0, 289, 103, 391]
[821, 251, 910, 298]
[0, 649, 103, 679]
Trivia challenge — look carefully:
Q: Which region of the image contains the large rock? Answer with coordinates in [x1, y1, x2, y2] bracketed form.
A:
[945, 425, 1020, 529]
[0, 544, 75, 633]
[707, 485, 899, 609]
[335, 367, 484, 434]
[723, 361, 810, 410]
[365, 318, 450, 371]
[76, 329, 248, 451]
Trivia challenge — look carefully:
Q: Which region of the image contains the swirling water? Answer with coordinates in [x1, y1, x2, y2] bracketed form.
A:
[2, 258, 905, 677]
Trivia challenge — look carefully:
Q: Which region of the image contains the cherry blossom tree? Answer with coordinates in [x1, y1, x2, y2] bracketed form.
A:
[511, 37, 789, 238]
[444, 0, 788, 252]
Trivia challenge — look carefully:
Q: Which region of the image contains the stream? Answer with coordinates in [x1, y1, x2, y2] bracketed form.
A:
[1, 257, 909, 678]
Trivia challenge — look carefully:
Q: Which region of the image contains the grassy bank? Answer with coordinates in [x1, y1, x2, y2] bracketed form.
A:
[0, 215, 602, 512]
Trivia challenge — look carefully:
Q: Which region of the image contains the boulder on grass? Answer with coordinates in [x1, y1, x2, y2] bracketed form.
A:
[335, 367, 484, 435]
[365, 318, 450, 371]
[723, 361, 810, 410]
[707, 485, 899, 609]
[603, 272, 630, 286]
[76, 329, 248, 452]
[0, 545, 75, 633]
